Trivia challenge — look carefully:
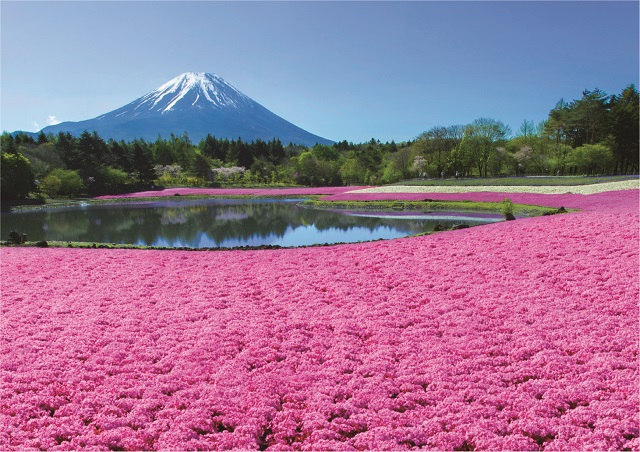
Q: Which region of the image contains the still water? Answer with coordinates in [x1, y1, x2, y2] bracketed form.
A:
[2, 199, 502, 248]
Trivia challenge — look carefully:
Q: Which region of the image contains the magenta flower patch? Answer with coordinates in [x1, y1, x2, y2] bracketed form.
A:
[1, 189, 638, 450]
[95, 186, 365, 199]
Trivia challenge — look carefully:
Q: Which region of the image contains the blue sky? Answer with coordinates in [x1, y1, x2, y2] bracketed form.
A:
[1, 1, 638, 143]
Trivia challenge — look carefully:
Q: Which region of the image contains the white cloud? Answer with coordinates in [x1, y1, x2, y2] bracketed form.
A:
[32, 121, 40, 130]
[46, 115, 61, 126]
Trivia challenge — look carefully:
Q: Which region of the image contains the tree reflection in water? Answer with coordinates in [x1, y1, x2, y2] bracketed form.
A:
[2, 199, 502, 248]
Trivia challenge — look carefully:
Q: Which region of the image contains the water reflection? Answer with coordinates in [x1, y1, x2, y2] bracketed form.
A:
[2, 199, 502, 248]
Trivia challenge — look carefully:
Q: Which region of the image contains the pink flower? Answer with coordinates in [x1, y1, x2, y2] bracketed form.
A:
[94, 186, 368, 199]
[1, 189, 637, 450]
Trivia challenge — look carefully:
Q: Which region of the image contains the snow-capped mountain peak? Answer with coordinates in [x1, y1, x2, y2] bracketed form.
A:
[134, 72, 250, 113]
[37, 71, 333, 146]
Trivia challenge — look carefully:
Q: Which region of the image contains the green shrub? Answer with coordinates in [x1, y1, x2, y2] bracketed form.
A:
[500, 198, 515, 220]
[185, 176, 206, 187]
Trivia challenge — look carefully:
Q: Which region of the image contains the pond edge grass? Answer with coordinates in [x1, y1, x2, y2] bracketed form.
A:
[301, 198, 569, 218]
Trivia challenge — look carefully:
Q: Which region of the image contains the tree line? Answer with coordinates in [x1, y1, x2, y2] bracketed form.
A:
[1, 84, 637, 200]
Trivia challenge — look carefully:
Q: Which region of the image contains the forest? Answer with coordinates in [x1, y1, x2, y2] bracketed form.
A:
[1, 85, 638, 199]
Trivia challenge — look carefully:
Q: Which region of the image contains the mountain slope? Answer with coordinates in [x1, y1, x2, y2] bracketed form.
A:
[38, 72, 333, 146]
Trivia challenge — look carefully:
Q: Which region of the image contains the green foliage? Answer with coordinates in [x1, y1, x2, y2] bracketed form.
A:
[191, 153, 212, 179]
[18, 142, 63, 180]
[36, 131, 49, 145]
[413, 125, 463, 175]
[386, 147, 414, 180]
[1, 132, 18, 154]
[54, 132, 79, 168]
[168, 132, 195, 168]
[546, 89, 609, 147]
[76, 130, 109, 181]
[158, 172, 178, 186]
[41, 174, 62, 197]
[132, 142, 156, 184]
[488, 147, 513, 176]
[0, 82, 635, 201]
[1, 151, 35, 199]
[153, 136, 175, 166]
[609, 85, 639, 173]
[311, 144, 340, 161]
[500, 198, 515, 220]
[250, 159, 280, 184]
[48, 169, 83, 196]
[357, 140, 383, 182]
[102, 167, 130, 192]
[110, 140, 133, 173]
[546, 86, 639, 173]
[292, 151, 341, 186]
[381, 160, 402, 184]
[466, 118, 511, 177]
[295, 151, 318, 185]
[567, 144, 614, 175]
[449, 132, 476, 177]
[339, 158, 363, 185]
[199, 134, 226, 161]
[184, 176, 206, 187]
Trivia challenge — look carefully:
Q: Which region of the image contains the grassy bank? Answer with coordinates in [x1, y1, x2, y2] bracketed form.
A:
[303, 199, 564, 217]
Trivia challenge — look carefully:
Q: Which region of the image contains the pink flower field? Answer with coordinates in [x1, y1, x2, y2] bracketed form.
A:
[94, 187, 365, 199]
[1, 189, 638, 450]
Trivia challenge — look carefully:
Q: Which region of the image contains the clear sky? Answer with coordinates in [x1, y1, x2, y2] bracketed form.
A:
[1, 1, 638, 143]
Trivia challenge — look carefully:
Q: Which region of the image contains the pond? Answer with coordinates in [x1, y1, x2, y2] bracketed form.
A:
[2, 198, 503, 248]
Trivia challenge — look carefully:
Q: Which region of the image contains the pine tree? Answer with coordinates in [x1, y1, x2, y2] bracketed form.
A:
[132, 142, 156, 184]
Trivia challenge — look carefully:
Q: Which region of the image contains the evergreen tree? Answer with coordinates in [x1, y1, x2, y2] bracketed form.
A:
[109, 140, 133, 173]
[546, 89, 610, 147]
[1, 132, 18, 154]
[236, 138, 254, 168]
[77, 130, 110, 174]
[153, 136, 175, 166]
[168, 132, 195, 168]
[132, 142, 156, 184]
[268, 138, 285, 163]
[225, 139, 238, 165]
[14, 132, 35, 146]
[36, 131, 49, 145]
[191, 153, 212, 179]
[54, 132, 79, 169]
[200, 134, 225, 161]
[609, 84, 639, 173]
[253, 139, 269, 161]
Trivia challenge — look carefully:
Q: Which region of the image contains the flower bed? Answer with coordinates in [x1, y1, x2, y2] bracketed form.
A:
[95, 186, 366, 200]
[323, 189, 636, 212]
[344, 179, 639, 195]
[1, 189, 638, 450]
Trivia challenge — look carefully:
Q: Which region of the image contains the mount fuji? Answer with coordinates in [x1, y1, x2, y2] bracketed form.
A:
[37, 72, 333, 146]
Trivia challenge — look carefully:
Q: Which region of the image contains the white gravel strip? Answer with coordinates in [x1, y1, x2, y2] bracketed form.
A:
[346, 179, 639, 195]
